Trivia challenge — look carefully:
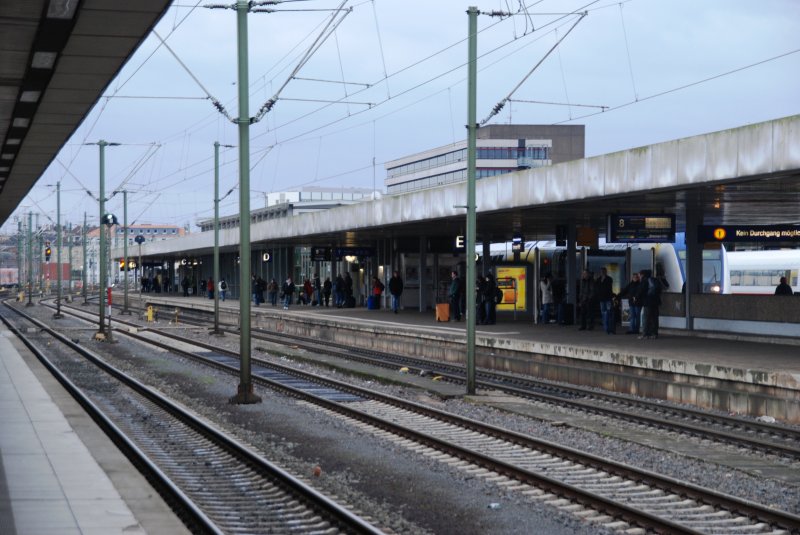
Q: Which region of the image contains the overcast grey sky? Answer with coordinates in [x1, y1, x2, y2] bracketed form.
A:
[4, 0, 799, 234]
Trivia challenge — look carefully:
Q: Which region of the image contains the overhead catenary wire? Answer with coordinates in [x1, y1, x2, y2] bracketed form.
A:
[554, 46, 800, 125]
[252, 0, 353, 123]
[618, 2, 639, 101]
[481, 11, 588, 125]
[152, 30, 235, 122]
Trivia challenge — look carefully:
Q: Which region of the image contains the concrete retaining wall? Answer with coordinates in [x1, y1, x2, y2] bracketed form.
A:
[138, 296, 800, 424]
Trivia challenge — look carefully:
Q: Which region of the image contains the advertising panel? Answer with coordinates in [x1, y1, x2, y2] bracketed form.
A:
[496, 265, 527, 312]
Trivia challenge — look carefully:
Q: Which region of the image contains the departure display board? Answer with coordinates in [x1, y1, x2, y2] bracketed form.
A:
[697, 225, 800, 243]
[607, 214, 675, 243]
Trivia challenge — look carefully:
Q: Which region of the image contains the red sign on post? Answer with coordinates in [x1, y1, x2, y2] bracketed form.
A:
[107, 287, 112, 306]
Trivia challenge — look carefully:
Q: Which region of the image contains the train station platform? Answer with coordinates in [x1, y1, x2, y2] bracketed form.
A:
[131, 292, 800, 424]
[0, 324, 188, 535]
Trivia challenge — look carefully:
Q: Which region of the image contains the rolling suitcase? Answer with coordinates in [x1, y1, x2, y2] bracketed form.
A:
[436, 303, 450, 322]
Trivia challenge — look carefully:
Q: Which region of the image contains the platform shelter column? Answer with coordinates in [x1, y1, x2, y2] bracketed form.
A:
[566, 222, 577, 322]
[418, 235, 427, 312]
[684, 203, 703, 331]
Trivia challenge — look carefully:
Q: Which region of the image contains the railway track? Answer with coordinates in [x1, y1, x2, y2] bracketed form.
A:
[35, 299, 800, 534]
[1, 301, 383, 535]
[158, 300, 800, 461]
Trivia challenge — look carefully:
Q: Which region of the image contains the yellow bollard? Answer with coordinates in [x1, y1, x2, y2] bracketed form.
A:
[145, 305, 154, 322]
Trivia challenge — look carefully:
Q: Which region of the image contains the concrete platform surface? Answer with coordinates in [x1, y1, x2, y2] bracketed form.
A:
[0, 326, 189, 535]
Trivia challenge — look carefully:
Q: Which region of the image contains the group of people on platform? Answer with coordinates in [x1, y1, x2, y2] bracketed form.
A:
[537, 268, 665, 339]
[447, 271, 503, 325]
[141, 274, 169, 293]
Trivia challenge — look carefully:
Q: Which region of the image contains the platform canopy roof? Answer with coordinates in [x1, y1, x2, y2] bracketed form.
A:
[0, 0, 172, 227]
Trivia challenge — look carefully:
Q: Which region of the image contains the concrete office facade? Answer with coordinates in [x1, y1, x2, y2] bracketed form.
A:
[385, 124, 585, 194]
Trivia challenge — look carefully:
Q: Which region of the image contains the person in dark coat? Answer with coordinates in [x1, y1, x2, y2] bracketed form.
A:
[448, 271, 462, 321]
[595, 267, 615, 334]
[619, 272, 642, 334]
[482, 273, 497, 325]
[775, 276, 794, 295]
[388, 271, 403, 313]
[475, 276, 487, 325]
[578, 270, 595, 330]
[323, 277, 332, 306]
[639, 269, 662, 339]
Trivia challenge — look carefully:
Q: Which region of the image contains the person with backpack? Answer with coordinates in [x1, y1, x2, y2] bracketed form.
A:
[217, 278, 228, 301]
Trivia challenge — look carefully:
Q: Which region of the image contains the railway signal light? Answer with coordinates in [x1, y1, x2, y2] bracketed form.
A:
[102, 213, 118, 226]
[45, 247, 52, 261]
[119, 259, 126, 270]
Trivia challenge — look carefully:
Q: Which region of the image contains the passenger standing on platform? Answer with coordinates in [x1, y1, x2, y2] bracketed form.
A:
[539, 274, 553, 324]
[312, 274, 321, 306]
[344, 273, 353, 303]
[476, 276, 487, 324]
[596, 268, 615, 334]
[300, 278, 311, 304]
[252, 275, 260, 306]
[207, 277, 214, 299]
[267, 278, 278, 306]
[218, 279, 227, 301]
[388, 271, 403, 314]
[775, 276, 794, 295]
[449, 271, 462, 321]
[447, 270, 461, 321]
[323, 277, 332, 306]
[578, 270, 595, 330]
[334, 274, 345, 307]
[257, 277, 266, 306]
[371, 276, 384, 309]
[551, 277, 566, 325]
[619, 272, 641, 335]
[482, 273, 497, 325]
[639, 269, 662, 339]
[282, 277, 295, 309]
[181, 276, 189, 297]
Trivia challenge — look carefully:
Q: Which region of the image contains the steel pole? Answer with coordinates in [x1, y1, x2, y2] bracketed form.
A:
[97, 141, 107, 337]
[465, 6, 478, 395]
[54, 181, 63, 318]
[231, 0, 259, 404]
[67, 222, 73, 295]
[17, 221, 22, 295]
[37, 214, 43, 297]
[26, 212, 33, 306]
[82, 212, 88, 304]
[212, 142, 223, 335]
[122, 190, 131, 314]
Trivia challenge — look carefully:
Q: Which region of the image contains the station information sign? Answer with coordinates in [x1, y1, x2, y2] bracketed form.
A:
[607, 214, 675, 243]
[310, 247, 330, 261]
[333, 247, 375, 260]
[698, 224, 800, 243]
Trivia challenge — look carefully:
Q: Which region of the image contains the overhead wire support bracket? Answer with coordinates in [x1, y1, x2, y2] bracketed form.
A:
[509, 98, 608, 110]
[480, 11, 587, 126]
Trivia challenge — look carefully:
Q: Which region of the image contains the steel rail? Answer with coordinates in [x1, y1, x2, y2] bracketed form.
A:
[46, 302, 800, 534]
[2, 301, 385, 535]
